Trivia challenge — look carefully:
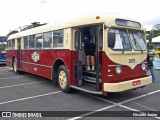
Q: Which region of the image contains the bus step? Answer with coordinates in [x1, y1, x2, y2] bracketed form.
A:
[82, 76, 102, 83]
[82, 71, 102, 78]
[71, 83, 102, 95]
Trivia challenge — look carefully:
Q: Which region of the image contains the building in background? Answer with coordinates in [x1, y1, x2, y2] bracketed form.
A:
[152, 36, 160, 55]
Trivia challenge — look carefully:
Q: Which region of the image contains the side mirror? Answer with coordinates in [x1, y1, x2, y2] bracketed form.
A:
[108, 32, 115, 48]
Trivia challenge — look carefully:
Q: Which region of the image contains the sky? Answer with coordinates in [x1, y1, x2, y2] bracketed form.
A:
[0, 0, 160, 36]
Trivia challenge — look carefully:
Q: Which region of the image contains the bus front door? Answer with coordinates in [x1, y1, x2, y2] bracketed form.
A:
[73, 28, 83, 86]
[73, 26, 102, 93]
[77, 28, 83, 86]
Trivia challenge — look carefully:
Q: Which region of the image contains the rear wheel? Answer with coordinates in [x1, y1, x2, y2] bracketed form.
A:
[13, 59, 18, 74]
[58, 65, 70, 93]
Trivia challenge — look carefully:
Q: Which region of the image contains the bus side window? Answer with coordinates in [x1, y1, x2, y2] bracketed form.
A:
[108, 29, 115, 48]
[12, 39, 15, 49]
[44, 31, 52, 49]
[53, 29, 64, 47]
[35, 33, 43, 49]
[29, 35, 35, 49]
[7, 40, 12, 49]
[24, 36, 29, 49]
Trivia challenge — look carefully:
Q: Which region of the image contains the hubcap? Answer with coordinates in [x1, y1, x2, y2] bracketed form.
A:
[59, 70, 67, 89]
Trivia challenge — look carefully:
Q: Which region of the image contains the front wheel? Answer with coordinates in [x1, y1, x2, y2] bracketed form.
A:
[58, 65, 70, 93]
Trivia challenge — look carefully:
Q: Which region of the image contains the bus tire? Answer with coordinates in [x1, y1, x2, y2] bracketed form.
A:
[13, 59, 18, 74]
[58, 65, 70, 93]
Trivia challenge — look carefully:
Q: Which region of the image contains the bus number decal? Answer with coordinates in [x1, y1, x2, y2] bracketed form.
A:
[129, 59, 135, 63]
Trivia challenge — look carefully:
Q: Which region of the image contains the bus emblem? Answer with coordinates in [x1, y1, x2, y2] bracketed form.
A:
[31, 52, 40, 62]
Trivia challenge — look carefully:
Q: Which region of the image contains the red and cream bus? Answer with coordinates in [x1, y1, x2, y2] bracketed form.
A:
[6, 14, 152, 96]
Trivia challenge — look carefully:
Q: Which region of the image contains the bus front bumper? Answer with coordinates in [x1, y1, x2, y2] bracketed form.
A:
[103, 76, 152, 92]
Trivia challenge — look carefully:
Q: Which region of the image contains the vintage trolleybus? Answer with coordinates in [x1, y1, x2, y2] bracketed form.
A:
[6, 14, 152, 96]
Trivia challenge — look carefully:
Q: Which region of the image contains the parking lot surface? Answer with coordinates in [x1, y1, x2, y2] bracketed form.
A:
[0, 65, 160, 120]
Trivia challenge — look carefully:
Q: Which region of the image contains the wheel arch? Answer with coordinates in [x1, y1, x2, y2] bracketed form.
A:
[52, 59, 68, 84]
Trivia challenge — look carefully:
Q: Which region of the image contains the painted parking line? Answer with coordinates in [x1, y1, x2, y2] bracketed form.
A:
[0, 72, 9, 74]
[0, 69, 9, 72]
[0, 81, 45, 89]
[120, 89, 160, 104]
[68, 104, 118, 120]
[0, 76, 26, 80]
[68, 104, 160, 120]
[0, 91, 61, 105]
[131, 101, 157, 111]
[69, 89, 160, 120]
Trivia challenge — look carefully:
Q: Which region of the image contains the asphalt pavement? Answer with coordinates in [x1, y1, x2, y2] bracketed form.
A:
[0, 65, 159, 120]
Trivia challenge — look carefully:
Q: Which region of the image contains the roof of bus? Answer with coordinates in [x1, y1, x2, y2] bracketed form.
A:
[8, 13, 145, 40]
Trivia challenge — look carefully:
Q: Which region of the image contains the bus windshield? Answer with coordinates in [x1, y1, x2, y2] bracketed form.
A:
[0, 41, 6, 54]
[128, 31, 146, 51]
[108, 28, 146, 51]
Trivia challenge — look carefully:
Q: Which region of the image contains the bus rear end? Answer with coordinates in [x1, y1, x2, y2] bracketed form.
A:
[0, 51, 6, 64]
[0, 36, 7, 64]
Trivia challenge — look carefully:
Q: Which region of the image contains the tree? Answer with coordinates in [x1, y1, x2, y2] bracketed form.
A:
[153, 24, 160, 31]
[152, 24, 160, 38]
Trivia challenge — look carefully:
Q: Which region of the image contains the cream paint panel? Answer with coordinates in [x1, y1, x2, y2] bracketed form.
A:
[15, 39, 18, 50]
[15, 38, 23, 50]
[104, 76, 152, 92]
[72, 28, 78, 51]
[21, 37, 24, 49]
[64, 28, 72, 49]
[106, 48, 147, 69]
[8, 13, 146, 41]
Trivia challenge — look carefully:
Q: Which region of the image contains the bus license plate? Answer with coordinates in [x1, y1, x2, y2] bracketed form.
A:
[132, 80, 141, 86]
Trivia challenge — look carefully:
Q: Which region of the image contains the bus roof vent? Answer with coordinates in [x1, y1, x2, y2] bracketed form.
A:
[7, 22, 47, 36]
[20, 22, 47, 32]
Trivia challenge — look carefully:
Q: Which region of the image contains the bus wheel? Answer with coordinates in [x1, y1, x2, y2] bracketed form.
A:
[58, 65, 70, 93]
[13, 59, 18, 74]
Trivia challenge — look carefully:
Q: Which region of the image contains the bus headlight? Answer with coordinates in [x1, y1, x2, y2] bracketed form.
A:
[115, 66, 122, 74]
[141, 64, 146, 71]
